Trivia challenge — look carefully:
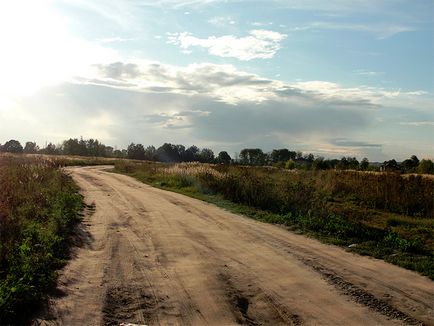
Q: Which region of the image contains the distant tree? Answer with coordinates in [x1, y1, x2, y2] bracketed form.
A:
[199, 148, 215, 163]
[185, 145, 200, 162]
[328, 159, 339, 169]
[411, 155, 420, 166]
[105, 146, 114, 157]
[78, 137, 88, 156]
[127, 143, 145, 160]
[175, 144, 186, 161]
[304, 153, 315, 163]
[41, 143, 59, 155]
[337, 157, 349, 170]
[86, 139, 106, 157]
[313, 157, 327, 170]
[400, 155, 420, 173]
[217, 151, 231, 164]
[23, 141, 39, 154]
[3, 140, 23, 153]
[360, 157, 369, 170]
[382, 159, 399, 172]
[62, 138, 81, 156]
[270, 149, 296, 163]
[113, 149, 124, 158]
[239, 148, 266, 165]
[416, 159, 434, 174]
[347, 157, 359, 170]
[337, 156, 359, 170]
[144, 146, 156, 161]
[156, 143, 180, 162]
[295, 151, 303, 160]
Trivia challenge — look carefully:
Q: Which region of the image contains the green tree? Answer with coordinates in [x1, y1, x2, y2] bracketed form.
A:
[239, 148, 266, 165]
[313, 157, 327, 170]
[400, 155, 419, 173]
[41, 143, 58, 155]
[127, 143, 145, 160]
[144, 146, 156, 161]
[360, 157, 369, 170]
[270, 149, 296, 163]
[156, 143, 181, 162]
[217, 151, 231, 164]
[3, 140, 23, 153]
[23, 142, 39, 154]
[199, 148, 215, 163]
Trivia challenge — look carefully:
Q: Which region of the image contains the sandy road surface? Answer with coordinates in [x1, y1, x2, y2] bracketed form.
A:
[37, 166, 433, 326]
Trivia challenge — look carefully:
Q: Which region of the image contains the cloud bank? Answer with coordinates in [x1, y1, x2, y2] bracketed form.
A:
[1, 60, 431, 160]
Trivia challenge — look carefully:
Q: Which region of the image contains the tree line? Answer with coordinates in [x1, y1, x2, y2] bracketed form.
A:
[0, 138, 433, 174]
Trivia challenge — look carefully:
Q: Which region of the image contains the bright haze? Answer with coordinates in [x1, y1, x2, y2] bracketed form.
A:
[0, 0, 432, 161]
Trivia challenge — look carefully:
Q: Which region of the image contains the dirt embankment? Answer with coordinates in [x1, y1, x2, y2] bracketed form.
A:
[36, 166, 434, 326]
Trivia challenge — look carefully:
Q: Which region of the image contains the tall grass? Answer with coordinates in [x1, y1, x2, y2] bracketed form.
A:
[0, 155, 82, 324]
[115, 161, 434, 279]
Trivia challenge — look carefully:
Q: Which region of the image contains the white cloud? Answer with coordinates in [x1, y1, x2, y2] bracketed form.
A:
[136, 0, 407, 13]
[167, 30, 287, 60]
[400, 121, 434, 127]
[83, 61, 428, 109]
[252, 22, 273, 27]
[208, 16, 236, 27]
[290, 21, 415, 39]
[355, 70, 383, 76]
[87, 61, 282, 104]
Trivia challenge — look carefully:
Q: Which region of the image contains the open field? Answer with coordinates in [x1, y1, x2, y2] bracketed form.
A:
[1, 155, 433, 324]
[36, 166, 434, 325]
[114, 161, 434, 279]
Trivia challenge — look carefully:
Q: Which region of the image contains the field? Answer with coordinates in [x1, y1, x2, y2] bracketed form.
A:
[0, 154, 83, 323]
[0, 155, 432, 324]
[114, 160, 434, 279]
[1, 154, 433, 323]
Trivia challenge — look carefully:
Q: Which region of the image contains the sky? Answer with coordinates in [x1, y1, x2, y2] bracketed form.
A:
[0, 0, 433, 161]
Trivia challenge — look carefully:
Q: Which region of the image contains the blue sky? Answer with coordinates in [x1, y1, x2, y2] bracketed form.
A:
[0, 0, 432, 161]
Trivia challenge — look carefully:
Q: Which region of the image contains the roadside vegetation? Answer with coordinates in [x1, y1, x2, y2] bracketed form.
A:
[0, 155, 83, 324]
[114, 161, 434, 279]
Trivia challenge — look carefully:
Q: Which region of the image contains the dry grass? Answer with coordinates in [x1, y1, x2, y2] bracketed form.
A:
[0, 154, 83, 323]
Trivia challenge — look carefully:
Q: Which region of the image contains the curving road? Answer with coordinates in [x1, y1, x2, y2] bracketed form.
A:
[39, 166, 433, 325]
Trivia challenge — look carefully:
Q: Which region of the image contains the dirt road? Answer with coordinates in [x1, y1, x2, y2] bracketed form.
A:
[38, 166, 433, 326]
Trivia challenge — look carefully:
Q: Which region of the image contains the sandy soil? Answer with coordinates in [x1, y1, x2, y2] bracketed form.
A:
[35, 166, 433, 326]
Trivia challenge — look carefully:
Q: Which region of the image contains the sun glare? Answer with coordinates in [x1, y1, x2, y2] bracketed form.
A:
[0, 0, 118, 103]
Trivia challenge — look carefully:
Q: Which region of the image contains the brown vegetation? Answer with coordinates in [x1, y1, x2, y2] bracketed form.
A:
[0, 154, 82, 323]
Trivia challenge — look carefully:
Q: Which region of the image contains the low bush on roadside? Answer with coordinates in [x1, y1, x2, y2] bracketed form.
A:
[0, 155, 83, 324]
